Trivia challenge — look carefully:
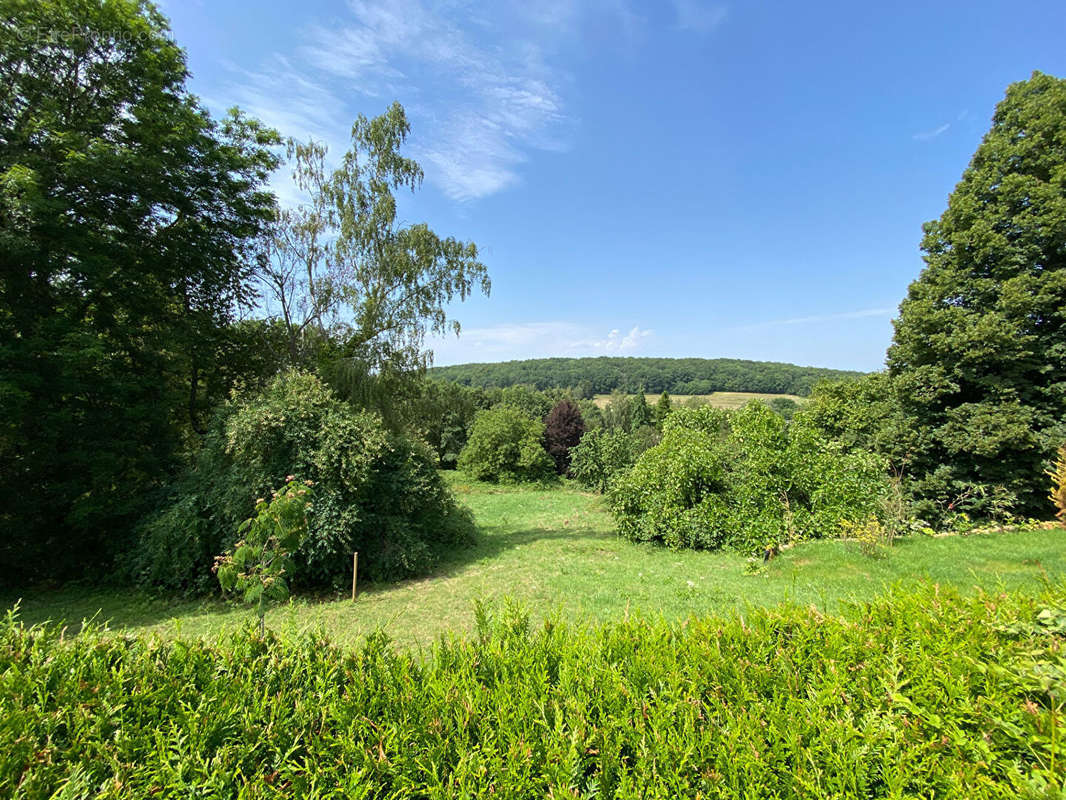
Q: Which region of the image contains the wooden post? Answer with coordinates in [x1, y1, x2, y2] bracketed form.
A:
[351, 552, 358, 601]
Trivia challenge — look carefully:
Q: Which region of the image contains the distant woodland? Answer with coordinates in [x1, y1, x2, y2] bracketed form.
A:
[428, 357, 865, 396]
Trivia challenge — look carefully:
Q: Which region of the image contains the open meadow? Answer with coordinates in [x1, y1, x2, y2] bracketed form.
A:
[592, 391, 806, 410]
[8, 475, 1064, 650]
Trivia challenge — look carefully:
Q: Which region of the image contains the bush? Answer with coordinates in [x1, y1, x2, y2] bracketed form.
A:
[4, 584, 1065, 797]
[129, 371, 472, 591]
[610, 401, 890, 553]
[575, 428, 648, 492]
[768, 396, 799, 420]
[456, 405, 555, 483]
[543, 399, 585, 474]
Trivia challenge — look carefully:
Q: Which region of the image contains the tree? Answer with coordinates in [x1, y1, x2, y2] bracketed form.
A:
[457, 406, 555, 483]
[398, 379, 486, 468]
[628, 390, 653, 431]
[887, 71, 1066, 520]
[601, 390, 632, 432]
[570, 428, 646, 493]
[0, 0, 280, 582]
[215, 478, 313, 636]
[655, 392, 673, 428]
[259, 104, 490, 391]
[544, 399, 585, 474]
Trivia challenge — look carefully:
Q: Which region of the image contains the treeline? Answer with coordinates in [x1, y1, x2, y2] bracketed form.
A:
[428, 357, 864, 396]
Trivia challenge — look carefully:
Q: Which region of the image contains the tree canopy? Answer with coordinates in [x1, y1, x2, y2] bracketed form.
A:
[0, 0, 280, 581]
[887, 71, 1066, 519]
[429, 357, 862, 396]
[259, 104, 490, 403]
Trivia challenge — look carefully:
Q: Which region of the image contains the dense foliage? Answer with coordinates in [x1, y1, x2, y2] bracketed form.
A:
[0, 0, 280, 582]
[398, 380, 488, 468]
[886, 71, 1066, 521]
[610, 402, 889, 553]
[130, 372, 472, 590]
[430, 356, 863, 396]
[570, 428, 657, 493]
[4, 584, 1065, 797]
[457, 405, 555, 483]
[543, 399, 586, 474]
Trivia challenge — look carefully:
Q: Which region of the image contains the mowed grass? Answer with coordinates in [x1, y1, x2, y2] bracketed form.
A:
[5, 476, 1065, 649]
[592, 391, 806, 409]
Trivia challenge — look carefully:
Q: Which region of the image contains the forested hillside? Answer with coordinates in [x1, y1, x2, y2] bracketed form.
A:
[429, 357, 864, 396]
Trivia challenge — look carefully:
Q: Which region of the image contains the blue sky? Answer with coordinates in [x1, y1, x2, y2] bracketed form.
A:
[161, 0, 1066, 371]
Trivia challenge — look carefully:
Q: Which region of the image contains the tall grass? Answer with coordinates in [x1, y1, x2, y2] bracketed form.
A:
[2, 584, 1064, 798]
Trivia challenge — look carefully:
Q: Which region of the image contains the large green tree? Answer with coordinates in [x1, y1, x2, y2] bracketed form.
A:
[0, 0, 280, 581]
[887, 71, 1066, 519]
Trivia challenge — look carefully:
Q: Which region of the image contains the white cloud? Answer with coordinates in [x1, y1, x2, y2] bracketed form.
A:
[672, 0, 728, 32]
[912, 122, 950, 141]
[426, 321, 654, 364]
[589, 324, 654, 352]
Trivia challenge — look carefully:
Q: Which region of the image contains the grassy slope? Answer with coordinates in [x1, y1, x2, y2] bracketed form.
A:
[592, 391, 805, 409]
[6, 477, 1065, 648]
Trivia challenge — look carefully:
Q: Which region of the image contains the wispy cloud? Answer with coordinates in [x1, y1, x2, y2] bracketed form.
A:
[736, 307, 894, 332]
[426, 321, 654, 364]
[212, 0, 703, 202]
[912, 122, 950, 141]
[214, 0, 592, 202]
[672, 0, 728, 33]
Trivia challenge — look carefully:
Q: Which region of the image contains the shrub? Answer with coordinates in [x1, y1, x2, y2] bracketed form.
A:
[610, 401, 889, 553]
[3, 584, 1065, 797]
[768, 396, 799, 420]
[130, 371, 472, 591]
[215, 478, 313, 635]
[569, 426, 658, 493]
[456, 405, 555, 483]
[543, 399, 585, 474]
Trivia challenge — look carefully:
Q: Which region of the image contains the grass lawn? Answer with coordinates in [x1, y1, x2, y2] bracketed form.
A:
[593, 391, 806, 409]
[5, 475, 1065, 648]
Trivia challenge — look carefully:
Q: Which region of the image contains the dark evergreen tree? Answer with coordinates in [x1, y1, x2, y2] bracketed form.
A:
[655, 392, 673, 428]
[629, 390, 653, 432]
[887, 71, 1066, 520]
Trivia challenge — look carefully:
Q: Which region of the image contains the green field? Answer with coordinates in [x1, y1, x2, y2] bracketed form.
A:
[7, 475, 1065, 649]
[593, 391, 806, 409]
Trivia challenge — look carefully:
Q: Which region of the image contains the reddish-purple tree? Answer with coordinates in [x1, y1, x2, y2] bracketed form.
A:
[544, 399, 586, 475]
